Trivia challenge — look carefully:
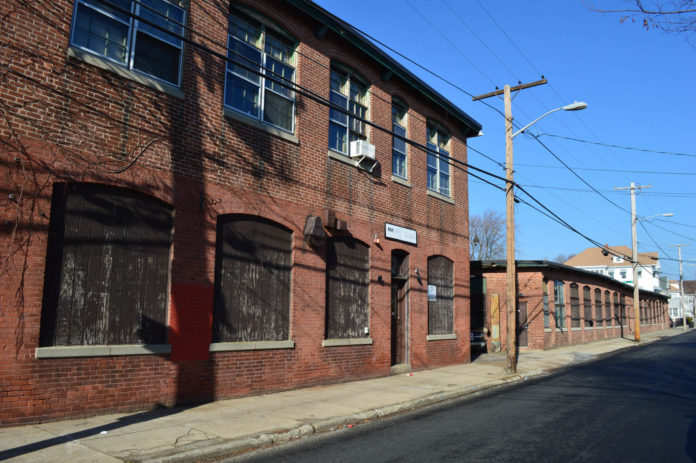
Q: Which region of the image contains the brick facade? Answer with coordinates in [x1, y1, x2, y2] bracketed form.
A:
[0, 0, 481, 424]
[472, 261, 669, 351]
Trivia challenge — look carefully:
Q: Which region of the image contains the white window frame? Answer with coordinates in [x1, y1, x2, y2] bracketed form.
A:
[224, 10, 296, 134]
[328, 67, 368, 156]
[70, 0, 185, 87]
[426, 124, 451, 197]
[392, 102, 408, 179]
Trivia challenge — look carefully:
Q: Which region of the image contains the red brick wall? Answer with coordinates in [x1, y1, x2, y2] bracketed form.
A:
[0, 0, 474, 424]
[475, 265, 669, 351]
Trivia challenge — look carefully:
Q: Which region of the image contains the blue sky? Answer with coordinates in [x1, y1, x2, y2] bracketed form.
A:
[313, 0, 696, 282]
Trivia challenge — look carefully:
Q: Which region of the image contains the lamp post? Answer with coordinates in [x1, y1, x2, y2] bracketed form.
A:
[629, 207, 673, 341]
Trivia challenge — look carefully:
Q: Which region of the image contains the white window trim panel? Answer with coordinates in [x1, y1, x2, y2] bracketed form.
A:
[322, 337, 373, 347]
[68, 47, 185, 99]
[35, 344, 171, 358]
[426, 333, 457, 341]
[209, 340, 295, 352]
[224, 107, 299, 144]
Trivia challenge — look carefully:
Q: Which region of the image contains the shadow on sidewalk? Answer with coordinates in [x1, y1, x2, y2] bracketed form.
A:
[0, 405, 184, 460]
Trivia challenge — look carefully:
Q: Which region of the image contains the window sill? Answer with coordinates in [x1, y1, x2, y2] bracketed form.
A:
[391, 175, 411, 188]
[35, 344, 171, 359]
[544, 328, 552, 333]
[426, 333, 457, 341]
[427, 190, 454, 204]
[68, 47, 184, 100]
[209, 340, 295, 352]
[328, 149, 359, 167]
[322, 337, 373, 347]
[571, 327, 582, 331]
[223, 108, 299, 145]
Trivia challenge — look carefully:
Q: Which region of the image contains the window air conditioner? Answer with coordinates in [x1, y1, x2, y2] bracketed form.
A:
[349, 140, 376, 160]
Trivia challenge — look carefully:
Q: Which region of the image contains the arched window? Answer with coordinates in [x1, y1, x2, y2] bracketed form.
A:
[213, 215, 292, 342]
[325, 236, 370, 339]
[583, 286, 593, 328]
[570, 284, 580, 328]
[426, 123, 451, 197]
[428, 256, 454, 335]
[40, 183, 173, 347]
[594, 288, 603, 327]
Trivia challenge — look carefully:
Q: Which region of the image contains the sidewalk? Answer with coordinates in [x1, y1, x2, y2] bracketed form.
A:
[0, 328, 686, 463]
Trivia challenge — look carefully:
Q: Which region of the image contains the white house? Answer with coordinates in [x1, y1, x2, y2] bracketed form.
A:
[564, 245, 666, 293]
[668, 280, 696, 320]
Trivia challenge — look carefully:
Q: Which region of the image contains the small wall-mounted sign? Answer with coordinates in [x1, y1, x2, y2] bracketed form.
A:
[385, 223, 417, 245]
[427, 285, 437, 301]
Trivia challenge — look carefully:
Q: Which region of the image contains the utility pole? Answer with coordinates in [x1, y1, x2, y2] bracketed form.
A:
[614, 183, 651, 342]
[473, 78, 547, 373]
[671, 244, 689, 329]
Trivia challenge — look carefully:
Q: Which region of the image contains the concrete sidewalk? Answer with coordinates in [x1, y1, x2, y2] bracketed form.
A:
[0, 328, 686, 462]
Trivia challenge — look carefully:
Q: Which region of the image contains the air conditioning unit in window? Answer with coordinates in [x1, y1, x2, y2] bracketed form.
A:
[349, 140, 376, 160]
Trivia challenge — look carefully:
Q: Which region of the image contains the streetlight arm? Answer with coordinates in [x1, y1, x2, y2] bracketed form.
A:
[512, 107, 563, 138]
[512, 101, 587, 139]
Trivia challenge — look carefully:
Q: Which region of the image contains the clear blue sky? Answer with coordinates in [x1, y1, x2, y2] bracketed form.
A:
[314, 0, 696, 282]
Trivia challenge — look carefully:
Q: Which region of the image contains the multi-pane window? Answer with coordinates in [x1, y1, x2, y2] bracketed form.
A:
[583, 286, 593, 328]
[554, 281, 565, 329]
[620, 294, 627, 325]
[225, 11, 296, 132]
[329, 68, 368, 154]
[213, 216, 292, 343]
[570, 284, 580, 328]
[594, 288, 603, 327]
[40, 183, 173, 347]
[426, 125, 451, 196]
[71, 0, 185, 86]
[604, 290, 612, 326]
[428, 256, 454, 335]
[542, 279, 549, 329]
[392, 103, 407, 179]
[614, 292, 620, 323]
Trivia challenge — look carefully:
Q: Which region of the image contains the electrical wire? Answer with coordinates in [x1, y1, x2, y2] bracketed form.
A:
[539, 133, 696, 157]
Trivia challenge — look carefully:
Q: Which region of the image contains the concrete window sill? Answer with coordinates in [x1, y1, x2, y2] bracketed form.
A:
[427, 189, 455, 204]
[223, 108, 299, 145]
[426, 334, 457, 341]
[322, 338, 373, 347]
[35, 344, 171, 359]
[209, 340, 295, 352]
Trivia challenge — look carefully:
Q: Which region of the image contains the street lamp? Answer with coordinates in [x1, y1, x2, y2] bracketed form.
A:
[632, 210, 673, 341]
[502, 99, 587, 373]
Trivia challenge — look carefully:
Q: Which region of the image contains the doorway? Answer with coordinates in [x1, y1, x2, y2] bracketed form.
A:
[517, 301, 528, 347]
[391, 250, 409, 366]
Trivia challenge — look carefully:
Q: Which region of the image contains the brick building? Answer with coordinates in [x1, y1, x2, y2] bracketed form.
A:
[471, 261, 669, 351]
[0, 0, 482, 424]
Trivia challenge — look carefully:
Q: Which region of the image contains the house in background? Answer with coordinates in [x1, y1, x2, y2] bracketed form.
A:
[668, 280, 696, 320]
[0, 0, 482, 425]
[564, 246, 667, 293]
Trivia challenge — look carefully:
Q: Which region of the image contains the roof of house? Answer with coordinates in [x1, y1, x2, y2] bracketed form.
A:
[286, 0, 482, 138]
[564, 246, 658, 268]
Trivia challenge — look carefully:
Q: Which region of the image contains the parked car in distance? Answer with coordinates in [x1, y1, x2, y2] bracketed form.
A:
[471, 328, 487, 351]
[672, 318, 694, 328]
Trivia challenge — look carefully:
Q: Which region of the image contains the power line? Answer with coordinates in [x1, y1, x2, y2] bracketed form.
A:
[515, 163, 696, 176]
[539, 132, 696, 157]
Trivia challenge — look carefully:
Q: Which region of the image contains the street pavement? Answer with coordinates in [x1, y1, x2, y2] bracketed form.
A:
[0, 328, 685, 462]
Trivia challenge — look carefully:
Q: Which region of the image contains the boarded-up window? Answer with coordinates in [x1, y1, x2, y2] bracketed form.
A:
[213, 215, 292, 342]
[570, 284, 580, 328]
[40, 183, 172, 347]
[542, 279, 549, 329]
[604, 290, 611, 325]
[594, 289, 603, 327]
[428, 255, 454, 335]
[554, 281, 565, 329]
[326, 237, 369, 339]
[614, 292, 620, 323]
[583, 286, 592, 327]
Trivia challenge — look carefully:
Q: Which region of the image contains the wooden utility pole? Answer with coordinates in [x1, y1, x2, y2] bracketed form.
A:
[614, 183, 651, 342]
[671, 244, 690, 329]
[473, 78, 547, 373]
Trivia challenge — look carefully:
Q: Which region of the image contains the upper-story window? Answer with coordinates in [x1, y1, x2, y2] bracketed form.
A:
[426, 124, 451, 197]
[225, 10, 296, 133]
[392, 102, 408, 179]
[71, 0, 185, 86]
[329, 67, 368, 155]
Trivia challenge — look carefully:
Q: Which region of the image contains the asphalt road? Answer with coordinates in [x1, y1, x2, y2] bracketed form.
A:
[229, 331, 696, 463]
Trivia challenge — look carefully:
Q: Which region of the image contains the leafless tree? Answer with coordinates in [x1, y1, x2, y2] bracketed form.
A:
[549, 253, 577, 264]
[587, 1, 696, 44]
[470, 209, 505, 260]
